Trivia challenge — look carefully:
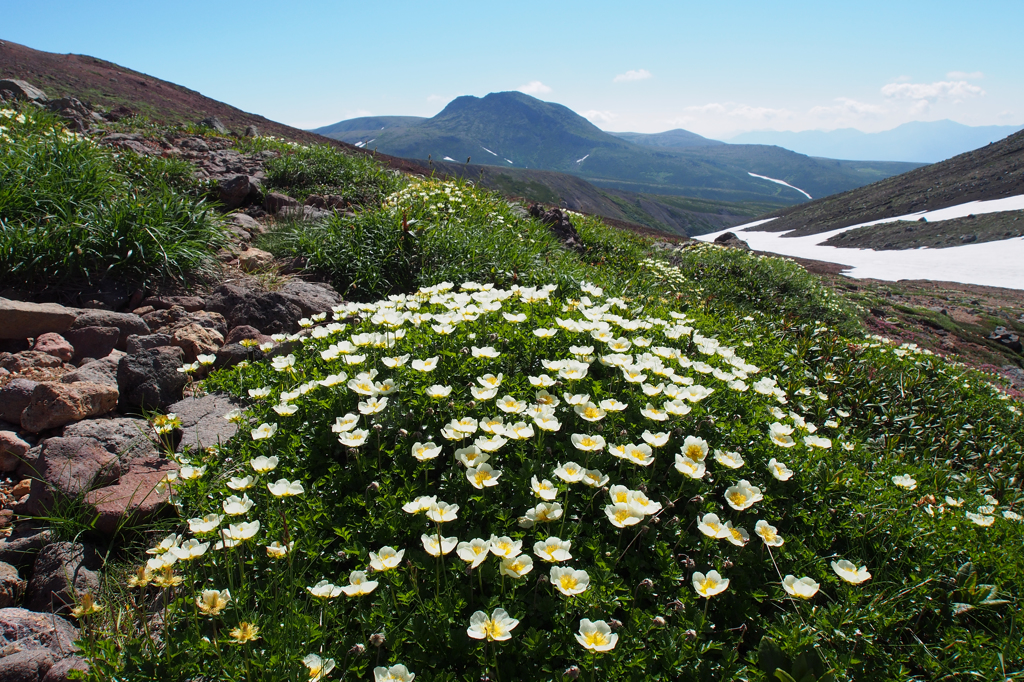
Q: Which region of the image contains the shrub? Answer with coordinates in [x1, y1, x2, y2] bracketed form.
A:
[261, 143, 403, 205]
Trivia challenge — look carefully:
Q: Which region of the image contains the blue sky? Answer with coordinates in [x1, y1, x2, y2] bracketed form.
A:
[4, 0, 1022, 138]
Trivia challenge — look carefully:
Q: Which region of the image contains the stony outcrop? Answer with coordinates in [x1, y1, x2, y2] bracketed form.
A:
[20, 384, 119, 434]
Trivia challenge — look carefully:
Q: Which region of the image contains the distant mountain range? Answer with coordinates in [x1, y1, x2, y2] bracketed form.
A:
[728, 120, 1024, 164]
[312, 92, 922, 205]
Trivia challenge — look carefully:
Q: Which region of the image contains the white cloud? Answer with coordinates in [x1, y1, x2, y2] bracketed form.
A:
[809, 97, 886, 118]
[613, 69, 652, 83]
[518, 81, 552, 95]
[581, 110, 617, 124]
[947, 71, 984, 80]
[684, 102, 792, 122]
[881, 80, 985, 103]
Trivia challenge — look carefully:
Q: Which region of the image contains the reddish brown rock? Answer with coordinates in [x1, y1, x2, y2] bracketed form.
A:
[0, 431, 30, 473]
[0, 561, 26, 608]
[0, 351, 64, 374]
[31, 334, 73, 363]
[19, 437, 119, 502]
[84, 468, 174, 536]
[64, 327, 119, 363]
[238, 247, 274, 272]
[11, 479, 31, 500]
[0, 380, 38, 424]
[171, 323, 224, 362]
[0, 299, 76, 340]
[20, 383, 119, 433]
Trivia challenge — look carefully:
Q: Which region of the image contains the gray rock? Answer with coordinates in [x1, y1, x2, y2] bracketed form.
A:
[198, 116, 229, 134]
[205, 284, 304, 335]
[0, 380, 38, 424]
[69, 311, 149, 350]
[60, 356, 119, 387]
[264, 192, 299, 214]
[227, 213, 262, 235]
[278, 205, 332, 221]
[214, 343, 264, 369]
[166, 394, 241, 454]
[117, 347, 187, 412]
[138, 296, 205, 313]
[26, 543, 101, 615]
[278, 281, 342, 317]
[216, 174, 261, 209]
[0, 352, 65, 374]
[63, 327, 118, 363]
[0, 80, 48, 103]
[125, 333, 174, 354]
[0, 562, 26, 608]
[0, 526, 52, 570]
[0, 607, 79, 658]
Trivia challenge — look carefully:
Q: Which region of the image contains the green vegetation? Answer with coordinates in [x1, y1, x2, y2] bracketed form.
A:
[260, 143, 403, 204]
[6, 112, 1022, 681]
[0, 105, 225, 288]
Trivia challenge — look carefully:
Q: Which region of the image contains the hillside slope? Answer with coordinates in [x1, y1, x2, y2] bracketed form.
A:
[754, 128, 1024, 236]
[608, 128, 725, 148]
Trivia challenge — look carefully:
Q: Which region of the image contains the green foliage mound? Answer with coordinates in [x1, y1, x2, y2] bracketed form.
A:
[0, 106, 225, 287]
[82, 274, 1023, 681]
[260, 142, 403, 205]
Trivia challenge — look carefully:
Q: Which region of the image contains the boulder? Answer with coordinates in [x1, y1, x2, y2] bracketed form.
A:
[205, 284, 304, 335]
[0, 352, 64, 374]
[264, 192, 299, 214]
[0, 380, 38, 424]
[61, 418, 157, 472]
[16, 438, 119, 515]
[214, 343, 264, 369]
[988, 326, 1022, 353]
[0, 432, 30, 473]
[0, 297, 75, 340]
[63, 327, 118, 363]
[141, 307, 227, 337]
[20, 383, 119, 433]
[83, 469, 174, 537]
[138, 296, 205, 313]
[69, 311, 149, 350]
[223, 325, 272, 346]
[278, 281, 342, 317]
[117, 347, 187, 412]
[0, 526, 52, 570]
[0, 647, 55, 681]
[0, 79, 48, 103]
[278, 205, 331, 221]
[171, 323, 224, 363]
[41, 656, 88, 682]
[216, 174, 261, 210]
[197, 116, 229, 134]
[125, 333, 174, 355]
[30, 336, 72, 364]
[26, 543, 101, 615]
[0, 562, 26, 608]
[60, 356, 119, 388]
[226, 213, 263, 235]
[0, 607, 79, 666]
[712, 231, 751, 250]
[238, 247, 274, 272]
[167, 394, 240, 454]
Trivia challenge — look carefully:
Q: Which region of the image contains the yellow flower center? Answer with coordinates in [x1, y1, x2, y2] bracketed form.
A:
[583, 407, 600, 419]
[728, 492, 747, 506]
[699, 578, 716, 593]
[482, 620, 505, 640]
[614, 508, 632, 523]
[583, 630, 609, 647]
[685, 445, 703, 460]
[473, 471, 492, 486]
[559, 574, 578, 590]
[761, 527, 777, 542]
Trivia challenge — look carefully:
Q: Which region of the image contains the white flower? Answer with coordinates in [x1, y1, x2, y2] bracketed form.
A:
[488, 535, 523, 558]
[456, 445, 489, 468]
[605, 502, 643, 528]
[332, 413, 360, 433]
[713, 450, 744, 469]
[467, 608, 519, 641]
[426, 501, 460, 523]
[831, 559, 871, 584]
[268, 479, 304, 497]
[724, 480, 763, 511]
[697, 513, 730, 539]
[411, 442, 442, 461]
[369, 546, 405, 571]
[307, 580, 344, 599]
[519, 502, 563, 527]
[553, 462, 587, 483]
[576, 619, 618, 652]
[341, 570, 379, 596]
[411, 357, 439, 372]
[425, 384, 452, 398]
[550, 566, 590, 596]
[533, 536, 572, 562]
[641, 430, 669, 447]
[966, 511, 995, 526]
[755, 520, 784, 547]
[500, 554, 534, 578]
[421, 533, 458, 556]
[251, 423, 278, 440]
[768, 458, 794, 481]
[222, 494, 254, 515]
[467, 463, 502, 489]
[471, 346, 500, 358]
[338, 429, 369, 447]
[782, 575, 820, 599]
[402, 495, 438, 514]
[358, 396, 389, 415]
[457, 538, 491, 568]
[891, 474, 917, 490]
[570, 433, 606, 452]
[768, 422, 795, 447]
[188, 514, 223, 534]
[674, 454, 706, 479]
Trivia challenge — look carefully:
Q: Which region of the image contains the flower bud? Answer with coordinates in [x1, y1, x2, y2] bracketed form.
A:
[398, 429, 409, 438]
[652, 616, 667, 627]
[608, 619, 623, 631]
[723, 559, 733, 569]
[349, 643, 366, 655]
[369, 632, 386, 648]
[367, 481, 380, 492]
[564, 666, 581, 679]
[667, 599, 684, 611]
[684, 628, 697, 640]
[373, 423, 383, 432]
[639, 578, 654, 590]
